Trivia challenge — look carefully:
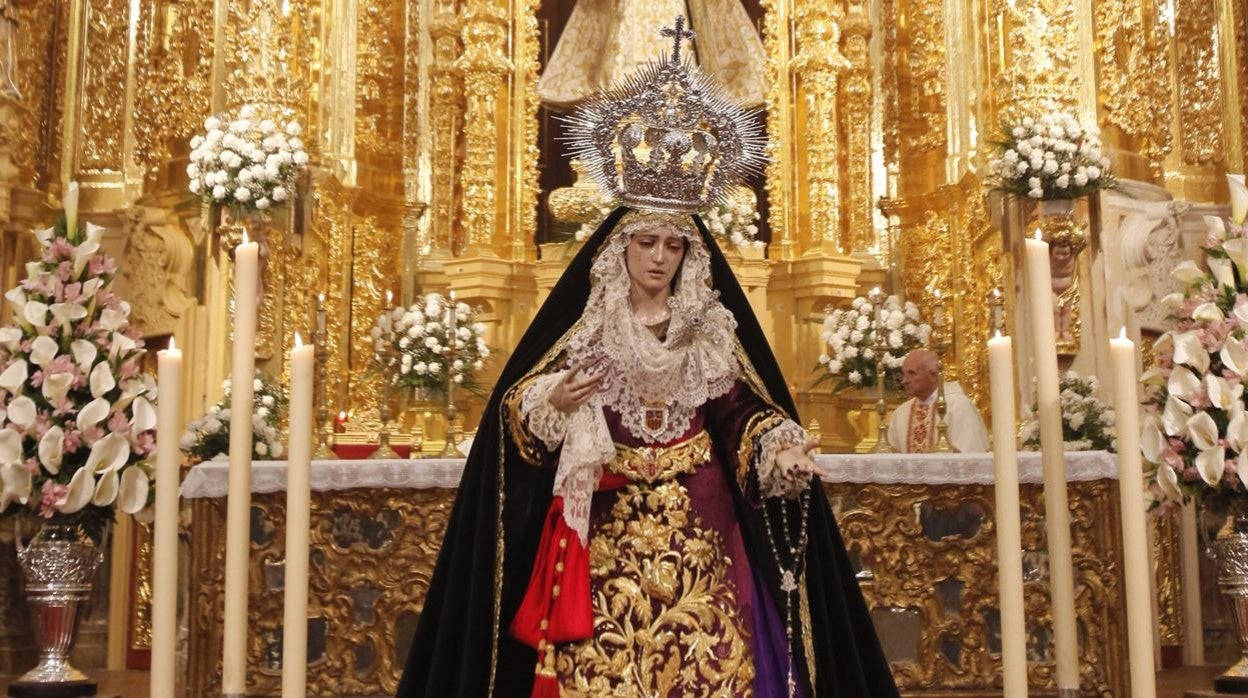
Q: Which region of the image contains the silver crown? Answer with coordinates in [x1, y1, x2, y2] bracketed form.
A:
[564, 16, 768, 214]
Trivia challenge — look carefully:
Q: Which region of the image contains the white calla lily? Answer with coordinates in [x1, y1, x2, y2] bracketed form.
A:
[0, 328, 21, 351]
[75, 397, 111, 429]
[1196, 445, 1226, 486]
[98, 308, 126, 332]
[0, 359, 27, 393]
[1230, 174, 1248, 225]
[1167, 365, 1203, 402]
[1225, 238, 1248, 277]
[70, 339, 97, 370]
[1140, 367, 1165, 386]
[22, 301, 49, 328]
[83, 432, 131, 474]
[6, 396, 36, 430]
[117, 467, 149, 515]
[84, 221, 105, 246]
[1173, 331, 1211, 374]
[1206, 214, 1228, 239]
[109, 332, 136, 360]
[130, 397, 156, 433]
[1222, 341, 1248, 377]
[38, 425, 64, 474]
[0, 429, 21, 465]
[1206, 375, 1243, 410]
[1157, 463, 1184, 502]
[1187, 411, 1220, 450]
[29, 336, 58, 367]
[56, 467, 96, 514]
[89, 362, 115, 398]
[41, 372, 73, 403]
[1154, 332, 1175, 356]
[0, 463, 32, 512]
[1229, 407, 1248, 453]
[1142, 415, 1166, 463]
[1194, 302, 1226, 324]
[1172, 260, 1208, 286]
[33, 226, 54, 246]
[4, 287, 25, 316]
[82, 278, 102, 297]
[91, 470, 119, 507]
[1208, 258, 1235, 288]
[1163, 395, 1194, 436]
[49, 302, 88, 326]
[72, 240, 99, 276]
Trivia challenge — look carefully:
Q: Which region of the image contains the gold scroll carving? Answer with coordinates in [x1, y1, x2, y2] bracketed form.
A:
[990, 0, 1083, 116]
[78, 0, 128, 175]
[829, 480, 1127, 695]
[1094, 0, 1173, 178]
[187, 489, 456, 696]
[12, 1, 65, 187]
[760, 0, 795, 259]
[221, 0, 312, 112]
[791, 2, 850, 254]
[426, 10, 462, 262]
[1172, 0, 1226, 167]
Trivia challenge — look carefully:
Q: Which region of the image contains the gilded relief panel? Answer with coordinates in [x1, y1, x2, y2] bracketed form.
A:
[990, 0, 1082, 113]
[1173, 0, 1226, 166]
[348, 213, 399, 421]
[221, 0, 314, 110]
[133, 0, 215, 186]
[897, 0, 947, 156]
[13, 1, 66, 186]
[356, 0, 407, 196]
[314, 184, 351, 413]
[79, 0, 129, 173]
[1094, 0, 1172, 172]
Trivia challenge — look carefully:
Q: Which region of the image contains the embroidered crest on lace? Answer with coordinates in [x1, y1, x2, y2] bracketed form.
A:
[566, 216, 739, 445]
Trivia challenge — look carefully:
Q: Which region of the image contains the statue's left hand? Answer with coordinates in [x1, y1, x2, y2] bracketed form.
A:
[775, 438, 821, 483]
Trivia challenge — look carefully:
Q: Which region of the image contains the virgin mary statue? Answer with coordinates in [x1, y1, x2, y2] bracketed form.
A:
[397, 18, 898, 698]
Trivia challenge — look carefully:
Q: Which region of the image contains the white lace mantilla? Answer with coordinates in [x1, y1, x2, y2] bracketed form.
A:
[180, 451, 1119, 498]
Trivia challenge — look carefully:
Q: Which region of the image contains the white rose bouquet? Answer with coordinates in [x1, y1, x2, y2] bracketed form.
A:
[1142, 174, 1248, 509]
[371, 293, 491, 395]
[817, 295, 931, 393]
[186, 104, 309, 216]
[0, 212, 158, 542]
[987, 111, 1115, 200]
[180, 374, 287, 464]
[1019, 371, 1117, 453]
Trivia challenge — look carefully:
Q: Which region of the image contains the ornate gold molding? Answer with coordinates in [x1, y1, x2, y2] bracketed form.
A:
[1094, 0, 1173, 179]
[841, 6, 873, 255]
[427, 10, 461, 262]
[1172, 0, 1226, 168]
[761, 0, 795, 259]
[221, 0, 311, 112]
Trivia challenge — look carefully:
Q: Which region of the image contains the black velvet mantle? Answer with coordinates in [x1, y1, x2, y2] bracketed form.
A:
[396, 208, 900, 697]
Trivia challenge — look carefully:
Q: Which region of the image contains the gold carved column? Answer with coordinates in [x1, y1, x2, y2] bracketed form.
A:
[790, 3, 850, 254]
[840, 4, 873, 256]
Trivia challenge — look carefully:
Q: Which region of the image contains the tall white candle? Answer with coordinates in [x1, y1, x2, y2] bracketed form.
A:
[447, 291, 457, 401]
[64, 181, 79, 234]
[315, 293, 326, 335]
[151, 338, 183, 698]
[282, 333, 315, 698]
[988, 331, 1028, 697]
[1109, 329, 1158, 698]
[223, 233, 260, 694]
[1023, 231, 1079, 689]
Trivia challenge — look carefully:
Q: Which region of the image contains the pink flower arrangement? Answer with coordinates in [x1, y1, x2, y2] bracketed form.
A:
[1143, 174, 1248, 510]
[0, 205, 157, 540]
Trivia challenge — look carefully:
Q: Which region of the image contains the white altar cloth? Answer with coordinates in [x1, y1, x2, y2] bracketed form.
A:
[180, 450, 1118, 498]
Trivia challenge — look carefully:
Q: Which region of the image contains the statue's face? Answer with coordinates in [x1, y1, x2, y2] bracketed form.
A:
[1050, 242, 1075, 272]
[625, 224, 687, 297]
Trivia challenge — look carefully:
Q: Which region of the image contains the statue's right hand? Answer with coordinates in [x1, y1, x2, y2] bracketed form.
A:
[548, 360, 604, 414]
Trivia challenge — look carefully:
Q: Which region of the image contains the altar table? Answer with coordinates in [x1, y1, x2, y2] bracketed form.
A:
[183, 451, 1128, 696]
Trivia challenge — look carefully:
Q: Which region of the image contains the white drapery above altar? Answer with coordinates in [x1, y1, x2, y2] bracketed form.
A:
[179, 451, 1118, 498]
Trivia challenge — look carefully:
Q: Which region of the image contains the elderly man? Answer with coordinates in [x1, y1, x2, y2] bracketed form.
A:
[887, 349, 989, 453]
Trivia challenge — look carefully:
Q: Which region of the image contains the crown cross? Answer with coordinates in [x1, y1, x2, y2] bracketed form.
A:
[660, 16, 696, 63]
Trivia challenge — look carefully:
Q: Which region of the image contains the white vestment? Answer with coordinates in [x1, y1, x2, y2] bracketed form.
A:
[887, 381, 989, 454]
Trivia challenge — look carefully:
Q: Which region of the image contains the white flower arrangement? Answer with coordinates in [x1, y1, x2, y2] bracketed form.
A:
[0, 210, 158, 541]
[1019, 371, 1117, 453]
[817, 295, 930, 393]
[1142, 174, 1248, 509]
[180, 375, 287, 463]
[186, 104, 309, 215]
[987, 111, 1115, 200]
[371, 293, 490, 395]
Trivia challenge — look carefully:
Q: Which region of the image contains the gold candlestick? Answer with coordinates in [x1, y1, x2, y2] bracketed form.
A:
[868, 287, 894, 453]
[439, 292, 461, 458]
[932, 288, 955, 453]
[311, 293, 337, 460]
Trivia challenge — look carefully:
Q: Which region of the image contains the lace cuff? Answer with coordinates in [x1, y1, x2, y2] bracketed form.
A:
[520, 370, 571, 451]
[757, 419, 811, 500]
